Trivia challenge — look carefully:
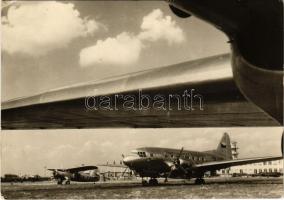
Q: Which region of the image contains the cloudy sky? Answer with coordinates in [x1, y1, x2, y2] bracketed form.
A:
[1, 127, 283, 176]
[2, 1, 229, 101]
[4, 1, 276, 179]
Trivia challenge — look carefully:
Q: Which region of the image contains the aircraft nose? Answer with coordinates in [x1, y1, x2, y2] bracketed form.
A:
[123, 155, 138, 167]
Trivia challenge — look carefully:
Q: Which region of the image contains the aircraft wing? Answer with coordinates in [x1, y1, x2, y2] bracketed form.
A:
[47, 169, 58, 172]
[2, 54, 280, 129]
[98, 164, 128, 168]
[194, 156, 283, 172]
[65, 166, 98, 173]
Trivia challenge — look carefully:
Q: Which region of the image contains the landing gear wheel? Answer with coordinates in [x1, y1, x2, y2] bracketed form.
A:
[149, 178, 158, 186]
[195, 178, 205, 185]
[65, 180, 71, 185]
[142, 180, 148, 186]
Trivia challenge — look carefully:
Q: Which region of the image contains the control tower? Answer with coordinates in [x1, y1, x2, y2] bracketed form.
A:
[231, 141, 239, 160]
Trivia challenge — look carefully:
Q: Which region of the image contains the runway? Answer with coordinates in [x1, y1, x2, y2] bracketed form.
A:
[1, 177, 283, 199]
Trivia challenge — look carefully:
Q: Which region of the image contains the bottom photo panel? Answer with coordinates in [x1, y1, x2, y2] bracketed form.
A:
[1, 127, 283, 199]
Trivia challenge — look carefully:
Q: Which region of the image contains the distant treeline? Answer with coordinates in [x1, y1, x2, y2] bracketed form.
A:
[1, 174, 50, 182]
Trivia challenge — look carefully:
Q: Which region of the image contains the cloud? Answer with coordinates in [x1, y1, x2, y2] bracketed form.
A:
[79, 9, 185, 67]
[80, 32, 143, 67]
[138, 9, 185, 44]
[2, 1, 100, 56]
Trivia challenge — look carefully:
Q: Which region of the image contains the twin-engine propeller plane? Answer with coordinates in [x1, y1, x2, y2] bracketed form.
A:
[122, 133, 283, 186]
[48, 165, 100, 185]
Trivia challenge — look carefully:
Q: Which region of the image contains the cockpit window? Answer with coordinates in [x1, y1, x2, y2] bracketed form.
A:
[138, 151, 146, 157]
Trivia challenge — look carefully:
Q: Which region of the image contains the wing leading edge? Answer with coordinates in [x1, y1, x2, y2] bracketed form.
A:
[2, 54, 280, 129]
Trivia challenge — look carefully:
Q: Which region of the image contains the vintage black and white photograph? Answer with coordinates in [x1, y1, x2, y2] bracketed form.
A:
[1, 0, 283, 199]
[1, 128, 283, 198]
[2, 0, 283, 128]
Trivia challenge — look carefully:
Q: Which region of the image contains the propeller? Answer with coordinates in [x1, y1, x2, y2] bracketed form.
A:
[175, 147, 184, 165]
[165, 147, 189, 181]
[47, 169, 58, 180]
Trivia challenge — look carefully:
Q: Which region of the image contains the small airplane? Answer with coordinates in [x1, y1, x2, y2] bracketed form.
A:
[122, 133, 283, 186]
[48, 165, 100, 184]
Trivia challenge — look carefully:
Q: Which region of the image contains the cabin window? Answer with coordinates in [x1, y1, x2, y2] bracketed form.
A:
[269, 168, 272, 173]
[150, 153, 154, 157]
[274, 168, 277, 172]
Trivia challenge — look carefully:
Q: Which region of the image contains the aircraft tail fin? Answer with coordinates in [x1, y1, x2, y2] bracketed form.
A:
[216, 132, 232, 160]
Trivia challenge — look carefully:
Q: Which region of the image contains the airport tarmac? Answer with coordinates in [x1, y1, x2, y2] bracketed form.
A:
[1, 177, 283, 199]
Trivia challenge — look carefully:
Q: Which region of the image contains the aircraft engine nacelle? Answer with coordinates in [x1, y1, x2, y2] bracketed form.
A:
[167, 0, 283, 124]
[169, 5, 191, 18]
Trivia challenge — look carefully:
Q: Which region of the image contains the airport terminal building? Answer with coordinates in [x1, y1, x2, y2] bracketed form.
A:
[217, 142, 283, 176]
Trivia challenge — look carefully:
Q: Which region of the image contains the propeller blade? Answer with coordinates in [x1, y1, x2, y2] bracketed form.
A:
[177, 147, 184, 159]
[174, 147, 184, 165]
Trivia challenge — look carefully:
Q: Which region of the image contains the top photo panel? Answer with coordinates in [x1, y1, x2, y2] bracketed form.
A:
[1, 0, 283, 129]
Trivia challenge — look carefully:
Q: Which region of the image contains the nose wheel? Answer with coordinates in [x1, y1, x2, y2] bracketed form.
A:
[142, 180, 148, 186]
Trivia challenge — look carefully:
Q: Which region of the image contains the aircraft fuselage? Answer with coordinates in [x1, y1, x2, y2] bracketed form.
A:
[123, 147, 224, 179]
